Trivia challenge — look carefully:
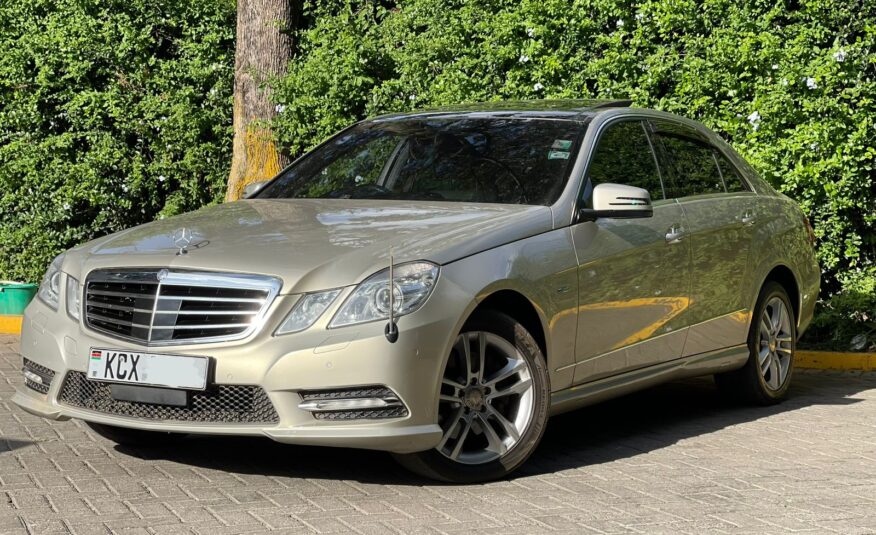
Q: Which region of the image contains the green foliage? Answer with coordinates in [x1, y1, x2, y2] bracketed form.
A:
[273, 0, 876, 348]
[806, 267, 876, 351]
[1, 0, 873, 349]
[0, 0, 235, 282]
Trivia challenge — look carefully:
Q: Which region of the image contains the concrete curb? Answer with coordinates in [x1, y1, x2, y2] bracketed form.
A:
[796, 350, 876, 371]
[0, 315, 22, 335]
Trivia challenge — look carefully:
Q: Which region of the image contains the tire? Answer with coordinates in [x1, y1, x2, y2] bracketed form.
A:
[86, 421, 187, 447]
[715, 281, 796, 405]
[394, 310, 550, 483]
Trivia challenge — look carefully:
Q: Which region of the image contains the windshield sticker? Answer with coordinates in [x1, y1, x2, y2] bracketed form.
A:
[551, 139, 573, 150]
[548, 150, 570, 160]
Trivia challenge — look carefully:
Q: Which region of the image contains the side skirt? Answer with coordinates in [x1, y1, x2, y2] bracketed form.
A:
[549, 344, 749, 416]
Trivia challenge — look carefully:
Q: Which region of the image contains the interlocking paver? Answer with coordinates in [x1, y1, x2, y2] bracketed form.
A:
[4, 334, 876, 533]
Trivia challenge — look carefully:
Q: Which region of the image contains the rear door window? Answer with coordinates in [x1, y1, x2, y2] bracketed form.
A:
[651, 121, 723, 198]
[714, 151, 749, 192]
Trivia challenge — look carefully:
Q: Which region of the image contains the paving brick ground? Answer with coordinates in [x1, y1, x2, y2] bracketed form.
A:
[3, 334, 876, 534]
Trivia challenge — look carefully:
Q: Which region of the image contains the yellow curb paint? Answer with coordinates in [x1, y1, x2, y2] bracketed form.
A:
[0, 315, 23, 335]
[796, 350, 876, 371]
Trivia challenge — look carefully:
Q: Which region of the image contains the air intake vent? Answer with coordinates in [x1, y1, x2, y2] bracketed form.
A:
[22, 358, 55, 394]
[59, 372, 279, 424]
[84, 270, 281, 346]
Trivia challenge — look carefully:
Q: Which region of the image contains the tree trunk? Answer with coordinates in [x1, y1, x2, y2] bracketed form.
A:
[226, 0, 298, 201]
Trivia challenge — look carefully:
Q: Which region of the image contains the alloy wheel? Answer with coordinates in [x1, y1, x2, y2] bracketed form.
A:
[758, 297, 794, 391]
[436, 331, 535, 465]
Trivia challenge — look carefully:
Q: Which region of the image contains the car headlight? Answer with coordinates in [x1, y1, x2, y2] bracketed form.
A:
[36, 253, 65, 310]
[328, 261, 439, 328]
[275, 288, 342, 335]
[66, 275, 81, 320]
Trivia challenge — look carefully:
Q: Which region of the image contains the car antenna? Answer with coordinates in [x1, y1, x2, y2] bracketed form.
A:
[384, 247, 399, 343]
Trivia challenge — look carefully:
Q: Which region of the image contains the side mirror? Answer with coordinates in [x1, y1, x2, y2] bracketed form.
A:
[579, 183, 653, 221]
[242, 180, 269, 199]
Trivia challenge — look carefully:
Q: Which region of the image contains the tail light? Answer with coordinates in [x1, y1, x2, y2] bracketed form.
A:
[802, 213, 816, 246]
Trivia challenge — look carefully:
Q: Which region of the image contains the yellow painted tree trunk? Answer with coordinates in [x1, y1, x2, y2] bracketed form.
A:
[225, 0, 299, 201]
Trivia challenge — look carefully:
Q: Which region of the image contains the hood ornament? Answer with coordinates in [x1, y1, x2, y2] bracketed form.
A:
[171, 227, 209, 256]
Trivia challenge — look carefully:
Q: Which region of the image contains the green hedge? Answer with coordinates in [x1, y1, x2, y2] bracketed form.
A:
[272, 0, 876, 349]
[0, 0, 235, 282]
[1, 0, 873, 349]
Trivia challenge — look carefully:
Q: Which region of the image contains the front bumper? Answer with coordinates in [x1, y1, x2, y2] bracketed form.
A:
[12, 282, 469, 454]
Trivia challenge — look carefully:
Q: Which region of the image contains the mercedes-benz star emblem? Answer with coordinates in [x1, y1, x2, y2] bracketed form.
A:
[172, 227, 194, 256]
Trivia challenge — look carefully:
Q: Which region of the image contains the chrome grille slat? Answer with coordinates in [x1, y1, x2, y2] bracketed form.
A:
[86, 302, 153, 314]
[151, 323, 253, 330]
[156, 309, 260, 315]
[84, 270, 281, 346]
[85, 312, 149, 329]
[87, 289, 157, 299]
[156, 295, 266, 303]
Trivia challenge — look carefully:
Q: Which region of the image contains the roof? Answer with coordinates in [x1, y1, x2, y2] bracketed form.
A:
[371, 99, 633, 123]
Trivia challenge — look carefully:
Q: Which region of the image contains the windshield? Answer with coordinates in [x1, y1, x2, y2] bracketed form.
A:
[257, 117, 586, 205]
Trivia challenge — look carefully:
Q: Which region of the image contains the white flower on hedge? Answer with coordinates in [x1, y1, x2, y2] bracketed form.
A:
[533, 82, 544, 92]
[616, 19, 624, 28]
[772, 64, 779, 70]
[780, 78, 789, 86]
[158, 175, 166, 182]
[635, 12, 644, 22]
[526, 27, 535, 38]
[62, 203, 70, 210]
[833, 49, 847, 62]
[408, 94, 417, 101]
[747, 111, 761, 130]
[519, 54, 530, 64]
[275, 104, 286, 113]
[804, 77, 818, 89]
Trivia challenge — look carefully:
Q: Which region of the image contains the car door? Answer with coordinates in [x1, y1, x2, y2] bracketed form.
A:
[571, 119, 692, 385]
[649, 120, 756, 356]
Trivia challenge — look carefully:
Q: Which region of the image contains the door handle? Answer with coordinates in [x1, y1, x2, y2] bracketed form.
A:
[665, 226, 684, 244]
[741, 212, 757, 226]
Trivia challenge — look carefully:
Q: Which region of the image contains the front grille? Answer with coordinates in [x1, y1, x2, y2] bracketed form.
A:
[22, 358, 56, 394]
[58, 372, 279, 424]
[84, 270, 281, 345]
[299, 386, 409, 420]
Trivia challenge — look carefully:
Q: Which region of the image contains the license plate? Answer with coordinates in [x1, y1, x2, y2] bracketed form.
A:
[87, 348, 209, 390]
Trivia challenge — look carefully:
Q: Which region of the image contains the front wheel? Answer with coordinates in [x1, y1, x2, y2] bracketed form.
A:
[394, 311, 550, 483]
[715, 281, 796, 405]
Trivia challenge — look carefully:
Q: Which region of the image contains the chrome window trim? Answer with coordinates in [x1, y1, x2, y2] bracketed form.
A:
[83, 269, 282, 347]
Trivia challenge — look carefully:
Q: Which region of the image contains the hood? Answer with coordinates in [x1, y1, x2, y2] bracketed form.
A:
[65, 199, 552, 293]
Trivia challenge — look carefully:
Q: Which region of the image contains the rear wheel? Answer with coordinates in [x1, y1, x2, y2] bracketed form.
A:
[715, 281, 796, 405]
[86, 421, 186, 447]
[394, 311, 550, 483]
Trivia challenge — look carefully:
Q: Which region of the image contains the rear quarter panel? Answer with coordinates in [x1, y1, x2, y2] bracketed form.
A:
[746, 194, 820, 335]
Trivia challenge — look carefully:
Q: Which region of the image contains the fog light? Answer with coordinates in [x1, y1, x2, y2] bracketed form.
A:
[298, 397, 400, 411]
[298, 386, 409, 420]
[23, 370, 43, 384]
[22, 358, 56, 395]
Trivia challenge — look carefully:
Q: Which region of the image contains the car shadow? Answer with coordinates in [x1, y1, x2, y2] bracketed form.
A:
[113, 372, 876, 485]
[1, 438, 34, 453]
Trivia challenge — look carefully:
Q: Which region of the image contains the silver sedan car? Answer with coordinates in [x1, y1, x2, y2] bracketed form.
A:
[14, 100, 820, 482]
